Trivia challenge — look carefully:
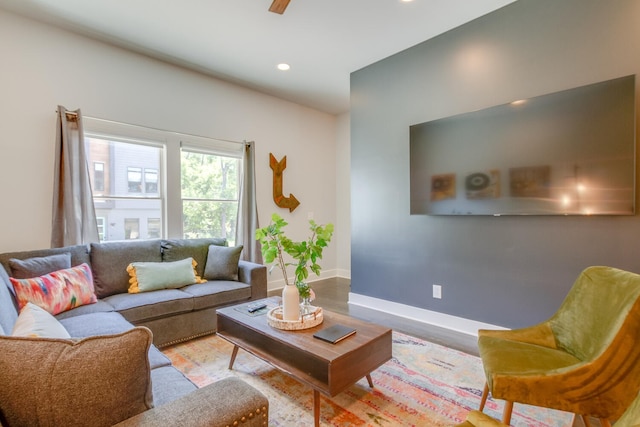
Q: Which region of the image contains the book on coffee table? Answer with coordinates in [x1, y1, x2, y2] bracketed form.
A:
[313, 324, 356, 344]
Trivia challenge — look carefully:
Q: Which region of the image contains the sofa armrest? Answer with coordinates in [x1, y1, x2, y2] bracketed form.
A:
[238, 260, 267, 300]
[114, 377, 268, 427]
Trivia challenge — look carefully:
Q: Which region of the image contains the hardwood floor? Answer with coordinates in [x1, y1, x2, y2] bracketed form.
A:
[269, 277, 595, 427]
[269, 277, 479, 356]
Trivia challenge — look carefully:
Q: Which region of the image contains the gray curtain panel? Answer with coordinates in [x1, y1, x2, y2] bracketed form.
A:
[236, 141, 262, 264]
[51, 106, 100, 247]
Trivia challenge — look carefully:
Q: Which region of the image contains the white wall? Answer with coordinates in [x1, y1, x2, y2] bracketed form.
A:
[0, 9, 342, 286]
[335, 112, 351, 278]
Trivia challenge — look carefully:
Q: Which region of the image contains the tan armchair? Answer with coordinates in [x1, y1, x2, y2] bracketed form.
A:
[475, 266, 640, 426]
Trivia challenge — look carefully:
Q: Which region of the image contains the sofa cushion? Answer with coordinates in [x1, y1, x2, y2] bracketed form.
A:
[181, 281, 251, 311]
[59, 311, 135, 337]
[56, 311, 171, 369]
[204, 245, 243, 281]
[161, 238, 226, 279]
[9, 252, 71, 279]
[91, 240, 162, 298]
[0, 328, 154, 427]
[103, 289, 194, 323]
[10, 263, 97, 315]
[12, 302, 71, 338]
[148, 346, 173, 369]
[54, 299, 115, 320]
[149, 365, 198, 407]
[127, 258, 204, 293]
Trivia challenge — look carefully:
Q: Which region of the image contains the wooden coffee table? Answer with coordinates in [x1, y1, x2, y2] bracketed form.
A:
[216, 299, 392, 427]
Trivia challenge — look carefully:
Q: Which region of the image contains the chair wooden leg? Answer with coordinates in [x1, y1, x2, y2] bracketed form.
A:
[502, 401, 514, 425]
[581, 415, 591, 427]
[599, 419, 612, 427]
[479, 383, 489, 410]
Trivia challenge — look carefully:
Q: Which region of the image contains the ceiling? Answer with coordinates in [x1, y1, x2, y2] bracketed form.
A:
[0, 0, 516, 115]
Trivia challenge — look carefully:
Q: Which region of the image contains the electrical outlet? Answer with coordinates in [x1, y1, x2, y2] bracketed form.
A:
[432, 284, 442, 299]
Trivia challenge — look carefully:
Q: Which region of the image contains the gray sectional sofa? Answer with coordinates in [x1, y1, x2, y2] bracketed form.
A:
[0, 238, 269, 427]
[0, 237, 267, 347]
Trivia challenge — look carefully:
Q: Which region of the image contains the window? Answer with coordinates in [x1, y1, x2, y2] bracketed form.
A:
[147, 218, 161, 238]
[145, 169, 158, 193]
[125, 218, 140, 239]
[181, 148, 240, 244]
[84, 133, 163, 242]
[84, 117, 243, 243]
[96, 217, 106, 241]
[127, 167, 142, 193]
[94, 162, 104, 192]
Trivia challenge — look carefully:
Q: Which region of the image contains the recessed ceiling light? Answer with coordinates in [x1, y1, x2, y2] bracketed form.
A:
[277, 63, 290, 71]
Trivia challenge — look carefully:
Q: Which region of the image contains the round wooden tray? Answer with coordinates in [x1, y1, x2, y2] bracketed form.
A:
[267, 306, 324, 330]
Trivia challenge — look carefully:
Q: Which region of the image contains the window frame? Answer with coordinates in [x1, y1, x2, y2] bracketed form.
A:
[83, 117, 244, 240]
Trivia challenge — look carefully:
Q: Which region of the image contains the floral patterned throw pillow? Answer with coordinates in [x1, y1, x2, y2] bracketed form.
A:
[10, 263, 97, 315]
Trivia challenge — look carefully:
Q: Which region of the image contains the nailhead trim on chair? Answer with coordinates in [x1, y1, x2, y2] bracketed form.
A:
[225, 406, 268, 427]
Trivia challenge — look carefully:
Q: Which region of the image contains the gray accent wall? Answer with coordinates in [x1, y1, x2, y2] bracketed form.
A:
[350, 0, 640, 329]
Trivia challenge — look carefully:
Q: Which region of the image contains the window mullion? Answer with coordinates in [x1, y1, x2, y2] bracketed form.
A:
[165, 138, 183, 239]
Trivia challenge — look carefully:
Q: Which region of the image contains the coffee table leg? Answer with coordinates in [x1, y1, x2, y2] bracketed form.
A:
[314, 390, 321, 427]
[228, 345, 239, 369]
[366, 374, 374, 388]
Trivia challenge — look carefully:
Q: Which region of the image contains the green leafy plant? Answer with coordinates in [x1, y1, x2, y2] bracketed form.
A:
[255, 213, 334, 299]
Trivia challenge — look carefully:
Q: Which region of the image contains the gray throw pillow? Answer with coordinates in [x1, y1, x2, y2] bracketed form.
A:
[9, 253, 71, 279]
[204, 245, 243, 281]
[0, 327, 153, 427]
[161, 238, 227, 278]
[90, 240, 162, 298]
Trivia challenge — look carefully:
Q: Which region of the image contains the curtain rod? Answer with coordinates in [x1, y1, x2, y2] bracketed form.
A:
[56, 110, 250, 146]
[62, 110, 78, 122]
[85, 115, 249, 146]
[55, 108, 79, 123]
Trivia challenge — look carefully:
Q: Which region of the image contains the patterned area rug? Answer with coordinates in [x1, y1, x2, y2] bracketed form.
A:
[163, 331, 573, 426]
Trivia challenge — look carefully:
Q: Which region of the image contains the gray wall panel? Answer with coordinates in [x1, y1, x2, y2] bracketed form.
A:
[350, 0, 640, 328]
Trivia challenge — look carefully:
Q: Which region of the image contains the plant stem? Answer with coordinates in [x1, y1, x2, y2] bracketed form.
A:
[275, 238, 289, 286]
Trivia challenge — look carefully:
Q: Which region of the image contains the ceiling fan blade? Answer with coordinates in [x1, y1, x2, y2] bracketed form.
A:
[269, 0, 291, 14]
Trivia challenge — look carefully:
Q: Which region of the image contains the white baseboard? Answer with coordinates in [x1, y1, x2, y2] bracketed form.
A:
[348, 292, 507, 337]
[336, 269, 351, 279]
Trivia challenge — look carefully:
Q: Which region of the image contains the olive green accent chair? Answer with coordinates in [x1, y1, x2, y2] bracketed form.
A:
[456, 390, 640, 427]
[476, 266, 640, 426]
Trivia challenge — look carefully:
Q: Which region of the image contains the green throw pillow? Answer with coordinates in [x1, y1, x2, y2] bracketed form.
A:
[127, 257, 205, 293]
[204, 245, 243, 281]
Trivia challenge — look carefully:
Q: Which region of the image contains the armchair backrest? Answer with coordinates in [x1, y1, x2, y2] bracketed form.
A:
[549, 266, 640, 362]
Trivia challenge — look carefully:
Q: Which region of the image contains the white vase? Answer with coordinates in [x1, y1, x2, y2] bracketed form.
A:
[282, 284, 300, 321]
